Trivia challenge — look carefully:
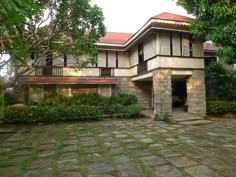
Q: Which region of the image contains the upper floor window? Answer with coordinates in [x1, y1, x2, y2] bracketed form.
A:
[138, 43, 144, 64]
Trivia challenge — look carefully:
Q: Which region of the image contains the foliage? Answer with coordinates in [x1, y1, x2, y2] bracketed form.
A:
[177, 0, 236, 64]
[1, 0, 106, 72]
[2, 105, 102, 123]
[205, 62, 236, 101]
[109, 93, 137, 106]
[127, 104, 144, 116]
[207, 100, 236, 115]
[1, 93, 143, 123]
[38, 94, 69, 106]
[3, 92, 19, 105]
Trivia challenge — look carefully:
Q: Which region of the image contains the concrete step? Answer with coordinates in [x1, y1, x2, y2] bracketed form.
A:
[179, 120, 213, 126]
[173, 117, 204, 122]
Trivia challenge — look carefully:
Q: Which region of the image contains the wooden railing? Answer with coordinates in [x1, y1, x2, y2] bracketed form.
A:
[35, 66, 63, 76]
[100, 68, 114, 77]
[137, 61, 147, 74]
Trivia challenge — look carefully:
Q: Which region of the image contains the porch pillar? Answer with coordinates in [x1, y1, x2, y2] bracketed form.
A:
[152, 69, 172, 119]
[187, 70, 206, 117]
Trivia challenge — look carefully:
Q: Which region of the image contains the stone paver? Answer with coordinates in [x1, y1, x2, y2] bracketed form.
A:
[185, 165, 219, 177]
[87, 162, 114, 174]
[141, 155, 166, 166]
[0, 118, 235, 177]
[153, 165, 183, 177]
[23, 168, 51, 177]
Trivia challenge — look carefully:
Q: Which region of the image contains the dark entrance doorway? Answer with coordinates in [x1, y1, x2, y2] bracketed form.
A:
[172, 78, 187, 111]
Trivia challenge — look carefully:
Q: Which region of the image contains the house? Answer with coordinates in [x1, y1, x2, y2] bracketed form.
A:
[204, 42, 236, 70]
[16, 12, 207, 118]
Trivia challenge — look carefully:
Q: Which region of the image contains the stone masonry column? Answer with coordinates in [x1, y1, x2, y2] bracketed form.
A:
[187, 70, 206, 117]
[152, 69, 172, 119]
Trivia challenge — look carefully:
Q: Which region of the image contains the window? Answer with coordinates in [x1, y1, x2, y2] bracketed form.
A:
[64, 53, 67, 67]
[138, 43, 144, 64]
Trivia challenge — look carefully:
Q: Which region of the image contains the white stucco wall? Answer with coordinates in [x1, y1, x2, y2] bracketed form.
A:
[63, 68, 99, 76]
[114, 68, 132, 76]
[158, 57, 204, 69]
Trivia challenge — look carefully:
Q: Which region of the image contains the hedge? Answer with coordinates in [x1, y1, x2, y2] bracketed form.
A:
[2, 105, 103, 123]
[207, 100, 236, 115]
[1, 93, 144, 123]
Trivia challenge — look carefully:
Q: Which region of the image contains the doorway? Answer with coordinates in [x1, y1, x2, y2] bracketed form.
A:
[172, 77, 187, 112]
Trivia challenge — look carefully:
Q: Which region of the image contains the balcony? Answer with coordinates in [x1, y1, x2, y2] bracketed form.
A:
[35, 66, 63, 76]
[137, 61, 147, 74]
[100, 68, 114, 77]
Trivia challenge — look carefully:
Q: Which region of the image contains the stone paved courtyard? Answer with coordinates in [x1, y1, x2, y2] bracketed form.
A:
[0, 118, 236, 177]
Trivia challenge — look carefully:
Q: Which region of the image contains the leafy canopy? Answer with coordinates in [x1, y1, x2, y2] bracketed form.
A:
[177, 0, 236, 64]
[0, 0, 106, 68]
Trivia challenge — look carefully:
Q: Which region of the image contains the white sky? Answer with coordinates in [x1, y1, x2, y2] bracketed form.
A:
[90, 0, 191, 33]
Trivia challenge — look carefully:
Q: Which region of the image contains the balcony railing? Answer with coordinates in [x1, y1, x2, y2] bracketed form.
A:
[35, 66, 63, 76]
[100, 68, 114, 77]
[137, 61, 147, 74]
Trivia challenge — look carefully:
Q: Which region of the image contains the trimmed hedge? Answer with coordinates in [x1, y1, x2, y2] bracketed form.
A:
[1, 93, 144, 123]
[2, 105, 103, 123]
[207, 100, 236, 115]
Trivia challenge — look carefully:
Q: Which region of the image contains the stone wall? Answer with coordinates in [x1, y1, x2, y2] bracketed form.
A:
[152, 69, 172, 119]
[187, 70, 206, 117]
[114, 77, 152, 109]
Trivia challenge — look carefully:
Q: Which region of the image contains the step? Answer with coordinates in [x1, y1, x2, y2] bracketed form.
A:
[173, 117, 204, 122]
[179, 120, 213, 126]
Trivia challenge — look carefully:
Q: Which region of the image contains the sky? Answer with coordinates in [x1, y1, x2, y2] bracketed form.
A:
[90, 0, 191, 33]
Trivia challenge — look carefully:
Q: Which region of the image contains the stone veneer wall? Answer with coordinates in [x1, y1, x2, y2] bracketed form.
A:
[152, 69, 172, 119]
[114, 77, 152, 109]
[187, 70, 206, 117]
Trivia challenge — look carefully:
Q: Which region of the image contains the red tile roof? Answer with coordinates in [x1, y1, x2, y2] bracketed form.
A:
[99, 32, 133, 44]
[203, 42, 219, 51]
[152, 12, 192, 23]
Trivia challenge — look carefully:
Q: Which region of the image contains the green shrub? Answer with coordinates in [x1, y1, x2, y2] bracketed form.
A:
[3, 92, 18, 105]
[1, 105, 102, 123]
[109, 93, 137, 106]
[38, 95, 69, 106]
[70, 93, 105, 106]
[127, 104, 143, 115]
[207, 100, 236, 115]
[66, 105, 102, 120]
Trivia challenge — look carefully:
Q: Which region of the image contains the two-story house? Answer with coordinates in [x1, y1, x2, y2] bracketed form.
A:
[16, 12, 206, 118]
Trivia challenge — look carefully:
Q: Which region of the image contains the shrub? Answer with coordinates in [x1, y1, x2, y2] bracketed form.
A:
[70, 93, 105, 106]
[3, 92, 18, 105]
[207, 100, 236, 115]
[109, 93, 137, 106]
[66, 105, 103, 120]
[1, 105, 103, 123]
[127, 104, 143, 115]
[38, 95, 69, 106]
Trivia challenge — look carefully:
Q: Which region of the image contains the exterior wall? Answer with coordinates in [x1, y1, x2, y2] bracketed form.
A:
[153, 69, 172, 119]
[158, 57, 204, 69]
[57, 84, 71, 96]
[113, 77, 152, 109]
[187, 70, 206, 116]
[143, 34, 156, 60]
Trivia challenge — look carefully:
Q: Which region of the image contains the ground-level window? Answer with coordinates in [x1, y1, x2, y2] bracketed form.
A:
[98, 85, 111, 97]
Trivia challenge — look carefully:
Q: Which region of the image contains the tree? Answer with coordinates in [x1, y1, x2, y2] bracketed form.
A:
[0, 0, 106, 77]
[177, 0, 236, 64]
